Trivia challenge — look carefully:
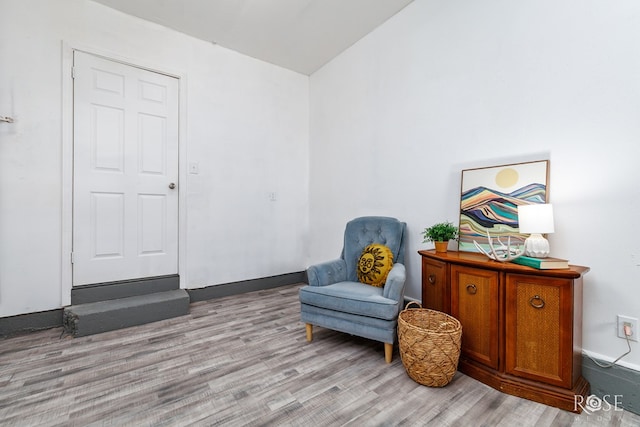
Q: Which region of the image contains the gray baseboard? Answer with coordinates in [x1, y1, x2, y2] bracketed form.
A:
[71, 274, 180, 304]
[582, 355, 640, 415]
[188, 271, 306, 302]
[0, 309, 63, 337]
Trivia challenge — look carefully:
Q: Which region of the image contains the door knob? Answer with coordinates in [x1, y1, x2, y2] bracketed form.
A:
[169, 183, 176, 189]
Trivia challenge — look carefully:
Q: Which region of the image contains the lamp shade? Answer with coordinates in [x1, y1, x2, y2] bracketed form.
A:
[517, 204, 554, 234]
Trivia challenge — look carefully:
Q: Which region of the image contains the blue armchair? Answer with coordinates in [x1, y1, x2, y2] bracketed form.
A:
[299, 216, 407, 363]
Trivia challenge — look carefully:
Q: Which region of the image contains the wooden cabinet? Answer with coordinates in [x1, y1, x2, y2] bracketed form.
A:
[419, 250, 590, 413]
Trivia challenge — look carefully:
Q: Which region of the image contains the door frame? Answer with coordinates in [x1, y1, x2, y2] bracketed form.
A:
[61, 42, 188, 306]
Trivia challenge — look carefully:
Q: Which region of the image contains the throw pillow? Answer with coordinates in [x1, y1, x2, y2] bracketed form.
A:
[357, 244, 394, 287]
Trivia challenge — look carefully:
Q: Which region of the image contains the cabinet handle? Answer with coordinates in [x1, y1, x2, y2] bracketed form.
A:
[466, 284, 477, 295]
[428, 274, 436, 284]
[530, 295, 545, 309]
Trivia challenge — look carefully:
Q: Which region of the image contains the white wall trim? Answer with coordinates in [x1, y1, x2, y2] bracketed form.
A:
[60, 41, 74, 306]
[60, 41, 189, 306]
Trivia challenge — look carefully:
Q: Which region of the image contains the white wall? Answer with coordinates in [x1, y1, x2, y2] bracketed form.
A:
[309, 0, 640, 369]
[0, 0, 309, 316]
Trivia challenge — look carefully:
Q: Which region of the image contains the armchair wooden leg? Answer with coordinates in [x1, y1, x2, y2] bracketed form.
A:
[305, 323, 313, 342]
[384, 342, 393, 363]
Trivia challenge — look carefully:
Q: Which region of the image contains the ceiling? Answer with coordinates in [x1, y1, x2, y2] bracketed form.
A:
[91, 0, 415, 75]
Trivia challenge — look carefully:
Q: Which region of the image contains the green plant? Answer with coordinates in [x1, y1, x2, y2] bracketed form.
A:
[422, 221, 459, 243]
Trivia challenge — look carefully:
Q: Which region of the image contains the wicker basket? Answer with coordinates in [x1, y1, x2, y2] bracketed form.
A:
[398, 302, 462, 387]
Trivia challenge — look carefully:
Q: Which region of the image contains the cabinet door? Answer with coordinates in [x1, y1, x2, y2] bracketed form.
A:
[505, 274, 573, 388]
[422, 257, 448, 313]
[451, 265, 499, 369]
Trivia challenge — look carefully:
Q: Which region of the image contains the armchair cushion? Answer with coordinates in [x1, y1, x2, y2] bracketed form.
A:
[299, 281, 399, 321]
[356, 244, 393, 287]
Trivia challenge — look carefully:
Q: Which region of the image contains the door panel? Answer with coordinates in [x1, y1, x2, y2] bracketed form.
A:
[422, 257, 448, 313]
[92, 105, 124, 172]
[91, 192, 125, 258]
[139, 114, 166, 174]
[138, 194, 166, 255]
[73, 51, 179, 286]
[451, 265, 500, 369]
[505, 274, 573, 388]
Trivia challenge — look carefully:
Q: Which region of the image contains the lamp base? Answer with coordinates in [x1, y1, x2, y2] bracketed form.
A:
[524, 233, 550, 258]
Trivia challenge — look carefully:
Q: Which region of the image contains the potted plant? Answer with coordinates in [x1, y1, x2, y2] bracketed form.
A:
[422, 221, 459, 253]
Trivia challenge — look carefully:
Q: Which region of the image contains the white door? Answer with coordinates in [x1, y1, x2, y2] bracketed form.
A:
[72, 51, 179, 286]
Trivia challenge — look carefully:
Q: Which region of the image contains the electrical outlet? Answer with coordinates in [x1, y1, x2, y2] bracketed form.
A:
[617, 315, 638, 342]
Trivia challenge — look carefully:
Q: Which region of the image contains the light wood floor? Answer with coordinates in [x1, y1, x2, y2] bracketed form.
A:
[1, 283, 639, 426]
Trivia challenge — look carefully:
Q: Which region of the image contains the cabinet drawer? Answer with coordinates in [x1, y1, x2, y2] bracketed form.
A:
[505, 274, 574, 388]
[451, 265, 499, 369]
[422, 257, 448, 312]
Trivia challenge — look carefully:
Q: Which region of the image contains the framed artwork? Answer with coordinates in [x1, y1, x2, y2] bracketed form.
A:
[458, 160, 549, 253]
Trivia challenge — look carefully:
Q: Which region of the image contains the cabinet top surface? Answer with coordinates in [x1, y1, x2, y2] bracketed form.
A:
[418, 250, 589, 278]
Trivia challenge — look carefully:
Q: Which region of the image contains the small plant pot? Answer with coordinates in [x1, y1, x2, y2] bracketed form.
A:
[434, 241, 449, 253]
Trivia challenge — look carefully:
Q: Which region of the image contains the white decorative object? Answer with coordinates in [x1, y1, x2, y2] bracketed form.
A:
[473, 230, 523, 262]
[517, 204, 554, 258]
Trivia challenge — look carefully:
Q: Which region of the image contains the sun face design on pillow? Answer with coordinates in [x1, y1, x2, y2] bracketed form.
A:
[357, 244, 394, 287]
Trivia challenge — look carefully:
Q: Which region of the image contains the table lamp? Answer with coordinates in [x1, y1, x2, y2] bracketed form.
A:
[517, 203, 554, 258]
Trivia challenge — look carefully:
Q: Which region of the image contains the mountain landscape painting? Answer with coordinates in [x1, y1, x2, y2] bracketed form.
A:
[458, 160, 549, 253]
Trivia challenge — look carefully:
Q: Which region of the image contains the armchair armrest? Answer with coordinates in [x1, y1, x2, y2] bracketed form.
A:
[383, 263, 406, 302]
[306, 259, 348, 287]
